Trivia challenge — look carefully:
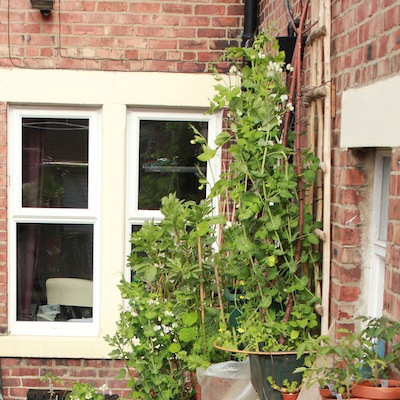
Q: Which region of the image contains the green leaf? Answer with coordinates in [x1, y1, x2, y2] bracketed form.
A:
[197, 146, 216, 162]
[168, 342, 181, 353]
[179, 327, 197, 342]
[197, 220, 210, 236]
[144, 265, 157, 282]
[182, 312, 198, 326]
[308, 233, 319, 245]
[266, 256, 276, 267]
[303, 169, 316, 183]
[215, 131, 231, 146]
[290, 330, 300, 340]
[115, 368, 127, 380]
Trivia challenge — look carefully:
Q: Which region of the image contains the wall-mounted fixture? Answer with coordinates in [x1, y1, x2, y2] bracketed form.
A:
[30, 0, 54, 17]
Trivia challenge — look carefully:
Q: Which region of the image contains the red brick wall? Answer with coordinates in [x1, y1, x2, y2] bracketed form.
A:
[1, 358, 131, 399]
[385, 148, 400, 323]
[1, 0, 243, 72]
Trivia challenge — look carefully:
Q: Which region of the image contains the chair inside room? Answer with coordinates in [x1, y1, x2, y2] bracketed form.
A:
[45, 277, 93, 321]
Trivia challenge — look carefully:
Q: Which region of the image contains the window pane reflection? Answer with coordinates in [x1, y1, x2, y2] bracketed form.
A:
[22, 118, 89, 208]
[138, 120, 207, 210]
[17, 223, 93, 322]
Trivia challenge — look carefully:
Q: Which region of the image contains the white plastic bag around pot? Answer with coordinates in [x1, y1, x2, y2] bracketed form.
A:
[196, 357, 259, 400]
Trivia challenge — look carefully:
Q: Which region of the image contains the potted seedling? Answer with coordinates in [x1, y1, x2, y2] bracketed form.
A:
[296, 329, 364, 400]
[351, 316, 400, 400]
[267, 376, 302, 400]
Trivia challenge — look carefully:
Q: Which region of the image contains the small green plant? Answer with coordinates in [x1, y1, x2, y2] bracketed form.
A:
[66, 382, 106, 400]
[267, 376, 301, 394]
[40, 372, 65, 399]
[356, 316, 400, 385]
[296, 329, 365, 400]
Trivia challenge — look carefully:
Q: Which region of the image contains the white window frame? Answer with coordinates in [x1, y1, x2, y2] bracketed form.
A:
[8, 105, 101, 336]
[367, 151, 391, 318]
[126, 109, 221, 276]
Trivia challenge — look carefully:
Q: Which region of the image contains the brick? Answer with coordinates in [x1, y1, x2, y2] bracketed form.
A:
[129, 3, 160, 13]
[162, 4, 193, 14]
[212, 16, 240, 27]
[391, 270, 400, 295]
[333, 283, 361, 303]
[388, 198, 400, 220]
[149, 40, 177, 50]
[393, 223, 400, 246]
[135, 27, 165, 38]
[97, 2, 128, 12]
[182, 16, 210, 26]
[195, 5, 226, 15]
[341, 168, 368, 186]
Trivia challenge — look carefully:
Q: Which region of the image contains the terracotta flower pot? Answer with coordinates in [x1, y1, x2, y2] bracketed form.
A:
[281, 392, 299, 400]
[319, 387, 333, 398]
[351, 380, 400, 399]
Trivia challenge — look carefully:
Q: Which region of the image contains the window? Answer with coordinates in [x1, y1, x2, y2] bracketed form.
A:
[0, 68, 220, 357]
[8, 106, 100, 336]
[126, 109, 220, 261]
[368, 152, 391, 318]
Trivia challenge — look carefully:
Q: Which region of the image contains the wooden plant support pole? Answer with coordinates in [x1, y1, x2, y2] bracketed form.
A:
[197, 237, 205, 327]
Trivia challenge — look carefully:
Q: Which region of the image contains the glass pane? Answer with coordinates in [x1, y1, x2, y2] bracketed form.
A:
[17, 223, 93, 322]
[138, 120, 207, 210]
[22, 118, 89, 208]
[378, 157, 391, 241]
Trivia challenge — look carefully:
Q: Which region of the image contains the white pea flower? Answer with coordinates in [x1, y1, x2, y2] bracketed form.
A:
[131, 336, 140, 346]
[99, 384, 108, 393]
[286, 63, 294, 72]
[258, 52, 266, 59]
[287, 102, 294, 111]
[277, 116, 283, 126]
[280, 94, 288, 102]
[164, 310, 174, 317]
[229, 65, 238, 75]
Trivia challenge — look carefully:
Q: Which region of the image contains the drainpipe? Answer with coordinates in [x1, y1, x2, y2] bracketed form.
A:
[242, 0, 258, 47]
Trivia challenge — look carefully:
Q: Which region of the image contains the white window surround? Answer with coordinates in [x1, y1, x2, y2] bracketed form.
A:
[8, 106, 101, 337]
[127, 109, 221, 222]
[366, 151, 391, 318]
[0, 68, 221, 358]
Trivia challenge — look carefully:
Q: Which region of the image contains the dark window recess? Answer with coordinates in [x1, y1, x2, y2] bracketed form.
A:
[26, 389, 118, 400]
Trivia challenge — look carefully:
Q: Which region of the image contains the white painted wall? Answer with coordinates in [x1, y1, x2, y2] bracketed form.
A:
[341, 75, 400, 148]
